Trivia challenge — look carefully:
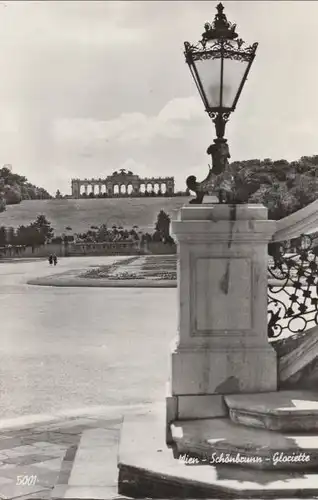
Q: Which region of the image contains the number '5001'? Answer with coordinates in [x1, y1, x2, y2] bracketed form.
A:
[16, 475, 37, 486]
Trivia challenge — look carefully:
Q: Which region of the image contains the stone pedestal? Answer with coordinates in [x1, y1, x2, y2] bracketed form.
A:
[167, 204, 278, 426]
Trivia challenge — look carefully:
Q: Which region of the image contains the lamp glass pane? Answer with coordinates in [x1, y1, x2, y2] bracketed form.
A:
[193, 57, 222, 108]
[189, 66, 207, 106]
[222, 58, 249, 108]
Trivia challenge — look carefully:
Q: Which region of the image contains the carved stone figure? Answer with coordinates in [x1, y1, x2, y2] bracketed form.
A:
[186, 140, 234, 204]
[207, 140, 230, 175]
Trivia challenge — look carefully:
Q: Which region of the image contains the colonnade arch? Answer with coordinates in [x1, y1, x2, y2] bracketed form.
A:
[71, 170, 175, 199]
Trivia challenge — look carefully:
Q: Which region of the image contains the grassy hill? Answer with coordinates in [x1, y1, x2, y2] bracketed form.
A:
[0, 197, 188, 236]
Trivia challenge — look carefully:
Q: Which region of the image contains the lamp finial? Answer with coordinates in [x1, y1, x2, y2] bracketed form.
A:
[202, 2, 238, 41]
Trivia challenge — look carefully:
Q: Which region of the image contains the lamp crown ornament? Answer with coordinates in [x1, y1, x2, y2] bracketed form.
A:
[202, 2, 238, 42]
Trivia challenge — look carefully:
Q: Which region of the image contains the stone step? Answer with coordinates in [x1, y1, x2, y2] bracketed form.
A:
[118, 410, 318, 498]
[225, 390, 318, 431]
[171, 417, 318, 471]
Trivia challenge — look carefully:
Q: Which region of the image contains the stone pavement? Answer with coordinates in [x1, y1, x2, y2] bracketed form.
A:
[0, 411, 134, 500]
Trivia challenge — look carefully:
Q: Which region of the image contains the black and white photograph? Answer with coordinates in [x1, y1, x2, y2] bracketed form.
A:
[0, 0, 318, 498]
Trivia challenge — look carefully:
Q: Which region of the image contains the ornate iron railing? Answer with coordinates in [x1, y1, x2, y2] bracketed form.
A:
[268, 233, 318, 339]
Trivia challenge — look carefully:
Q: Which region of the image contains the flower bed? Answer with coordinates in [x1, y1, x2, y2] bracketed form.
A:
[81, 255, 177, 281]
[80, 256, 139, 279]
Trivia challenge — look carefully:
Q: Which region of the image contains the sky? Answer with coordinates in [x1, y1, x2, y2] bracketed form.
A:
[0, 0, 317, 195]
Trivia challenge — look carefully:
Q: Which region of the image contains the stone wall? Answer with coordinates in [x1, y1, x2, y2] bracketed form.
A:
[0, 243, 65, 258]
[0, 241, 178, 258]
[68, 241, 142, 256]
[146, 242, 177, 255]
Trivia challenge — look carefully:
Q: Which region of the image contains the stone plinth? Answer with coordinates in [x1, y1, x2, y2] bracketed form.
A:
[168, 204, 278, 425]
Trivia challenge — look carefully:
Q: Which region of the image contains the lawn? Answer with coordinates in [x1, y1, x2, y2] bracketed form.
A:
[0, 197, 187, 236]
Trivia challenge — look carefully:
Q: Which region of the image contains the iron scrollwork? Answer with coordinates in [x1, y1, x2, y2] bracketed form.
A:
[183, 1, 258, 67]
[268, 233, 318, 339]
[184, 40, 258, 64]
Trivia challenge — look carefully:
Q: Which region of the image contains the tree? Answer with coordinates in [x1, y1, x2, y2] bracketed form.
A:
[16, 225, 44, 247]
[0, 165, 51, 204]
[214, 155, 318, 220]
[31, 215, 54, 243]
[6, 227, 16, 245]
[129, 228, 139, 240]
[23, 185, 37, 200]
[0, 226, 6, 245]
[0, 195, 5, 213]
[4, 185, 21, 204]
[51, 236, 63, 244]
[96, 224, 109, 242]
[155, 210, 171, 240]
[0, 165, 27, 185]
[152, 230, 162, 242]
[15, 225, 27, 245]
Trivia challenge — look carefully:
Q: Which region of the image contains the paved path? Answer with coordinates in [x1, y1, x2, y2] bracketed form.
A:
[0, 257, 176, 420]
[0, 256, 177, 498]
[0, 400, 164, 500]
[0, 409, 136, 500]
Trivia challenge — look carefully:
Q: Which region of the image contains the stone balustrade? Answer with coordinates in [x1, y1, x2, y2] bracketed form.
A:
[272, 199, 318, 242]
[69, 241, 141, 255]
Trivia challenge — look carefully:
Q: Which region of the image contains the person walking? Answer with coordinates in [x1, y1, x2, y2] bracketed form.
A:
[48, 254, 53, 265]
[53, 254, 58, 266]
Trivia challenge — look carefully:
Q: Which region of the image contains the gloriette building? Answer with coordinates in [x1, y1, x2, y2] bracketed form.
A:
[71, 169, 175, 198]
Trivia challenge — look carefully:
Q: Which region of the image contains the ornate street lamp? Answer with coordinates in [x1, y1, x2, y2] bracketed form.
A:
[185, 3, 258, 203]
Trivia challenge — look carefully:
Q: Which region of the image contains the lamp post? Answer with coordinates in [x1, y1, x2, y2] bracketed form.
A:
[185, 2, 258, 203]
